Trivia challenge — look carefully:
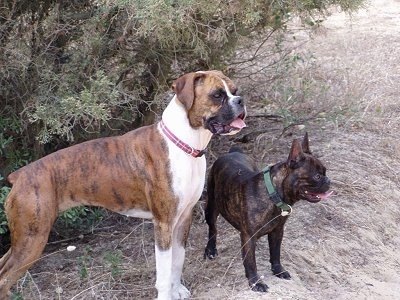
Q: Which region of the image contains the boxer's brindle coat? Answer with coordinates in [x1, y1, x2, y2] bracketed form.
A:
[204, 134, 332, 292]
[0, 71, 246, 299]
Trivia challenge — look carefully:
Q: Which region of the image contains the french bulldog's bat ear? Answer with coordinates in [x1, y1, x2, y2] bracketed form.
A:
[302, 132, 312, 154]
[172, 72, 205, 110]
[288, 138, 304, 168]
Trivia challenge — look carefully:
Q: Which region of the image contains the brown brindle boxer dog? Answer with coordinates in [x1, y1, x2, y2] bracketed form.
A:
[204, 133, 332, 292]
[0, 71, 246, 300]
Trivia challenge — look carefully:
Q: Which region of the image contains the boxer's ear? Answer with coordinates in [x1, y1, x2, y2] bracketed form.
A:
[172, 72, 205, 110]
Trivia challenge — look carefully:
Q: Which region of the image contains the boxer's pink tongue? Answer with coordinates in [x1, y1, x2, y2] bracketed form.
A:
[230, 118, 246, 129]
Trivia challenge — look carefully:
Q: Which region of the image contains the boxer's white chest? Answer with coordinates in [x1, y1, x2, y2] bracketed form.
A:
[169, 148, 206, 207]
[160, 96, 211, 209]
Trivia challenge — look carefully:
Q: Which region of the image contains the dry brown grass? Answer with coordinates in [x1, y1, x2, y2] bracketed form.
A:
[10, 0, 400, 299]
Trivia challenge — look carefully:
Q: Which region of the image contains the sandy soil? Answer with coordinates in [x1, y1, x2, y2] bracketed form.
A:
[7, 0, 400, 299]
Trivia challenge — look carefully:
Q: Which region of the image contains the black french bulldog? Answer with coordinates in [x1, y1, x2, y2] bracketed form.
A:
[204, 133, 332, 292]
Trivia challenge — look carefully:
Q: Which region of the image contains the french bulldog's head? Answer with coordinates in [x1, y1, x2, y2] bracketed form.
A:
[284, 133, 332, 203]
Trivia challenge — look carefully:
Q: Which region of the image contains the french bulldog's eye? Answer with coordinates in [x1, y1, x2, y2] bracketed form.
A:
[313, 174, 322, 181]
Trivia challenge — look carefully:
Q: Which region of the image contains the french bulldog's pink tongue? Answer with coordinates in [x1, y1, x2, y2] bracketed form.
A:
[318, 190, 334, 199]
[229, 118, 246, 129]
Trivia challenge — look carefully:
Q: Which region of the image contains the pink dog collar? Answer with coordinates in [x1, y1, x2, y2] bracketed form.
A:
[160, 120, 206, 158]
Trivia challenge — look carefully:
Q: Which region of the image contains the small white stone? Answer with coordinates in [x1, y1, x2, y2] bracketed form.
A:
[67, 245, 76, 252]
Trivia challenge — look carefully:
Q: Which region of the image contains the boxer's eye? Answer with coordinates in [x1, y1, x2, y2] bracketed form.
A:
[212, 90, 226, 102]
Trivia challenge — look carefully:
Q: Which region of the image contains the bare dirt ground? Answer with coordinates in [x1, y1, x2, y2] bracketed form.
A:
[7, 0, 400, 299]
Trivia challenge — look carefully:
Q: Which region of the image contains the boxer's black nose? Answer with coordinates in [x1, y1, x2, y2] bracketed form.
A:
[232, 96, 244, 107]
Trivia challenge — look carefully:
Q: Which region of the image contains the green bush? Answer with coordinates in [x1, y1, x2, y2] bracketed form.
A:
[58, 206, 105, 231]
[0, 117, 32, 175]
[27, 70, 132, 144]
[0, 177, 11, 235]
[0, 0, 366, 150]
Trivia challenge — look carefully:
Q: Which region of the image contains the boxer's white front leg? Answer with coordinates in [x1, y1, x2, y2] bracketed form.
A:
[171, 243, 190, 299]
[155, 245, 172, 300]
[170, 212, 193, 299]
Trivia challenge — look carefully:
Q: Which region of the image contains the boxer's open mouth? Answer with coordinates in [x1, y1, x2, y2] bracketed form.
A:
[208, 112, 246, 135]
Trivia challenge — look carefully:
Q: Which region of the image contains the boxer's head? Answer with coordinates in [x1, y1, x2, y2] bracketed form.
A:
[172, 70, 246, 135]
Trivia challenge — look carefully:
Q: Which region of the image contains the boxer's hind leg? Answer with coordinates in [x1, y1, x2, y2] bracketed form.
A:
[0, 190, 57, 299]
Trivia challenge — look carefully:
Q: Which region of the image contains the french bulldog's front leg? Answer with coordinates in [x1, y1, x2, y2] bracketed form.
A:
[268, 226, 291, 279]
[240, 232, 269, 292]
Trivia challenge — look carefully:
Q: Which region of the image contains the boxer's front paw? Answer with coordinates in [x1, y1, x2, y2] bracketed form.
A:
[204, 247, 218, 260]
[172, 283, 191, 299]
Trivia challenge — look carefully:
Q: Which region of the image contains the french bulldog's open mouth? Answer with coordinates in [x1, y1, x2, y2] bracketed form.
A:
[303, 190, 333, 203]
[209, 112, 246, 135]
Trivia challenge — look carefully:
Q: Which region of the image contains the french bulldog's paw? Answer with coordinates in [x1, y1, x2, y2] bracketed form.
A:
[277, 271, 291, 279]
[172, 283, 191, 299]
[204, 247, 218, 260]
[250, 281, 269, 293]
[272, 264, 291, 279]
